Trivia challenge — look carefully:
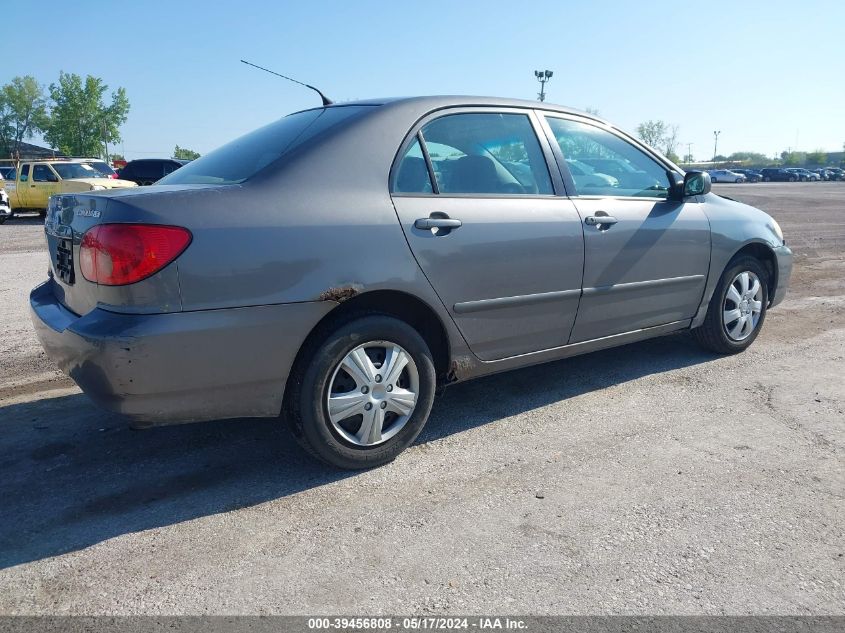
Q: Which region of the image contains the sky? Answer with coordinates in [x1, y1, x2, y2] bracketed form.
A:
[5, 0, 844, 162]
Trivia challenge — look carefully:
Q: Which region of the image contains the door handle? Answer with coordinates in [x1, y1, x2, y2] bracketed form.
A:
[415, 217, 463, 230]
[584, 215, 618, 227]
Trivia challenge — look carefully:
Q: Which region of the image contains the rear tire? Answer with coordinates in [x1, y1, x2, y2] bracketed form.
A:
[287, 315, 436, 469]
[693, 256, 769, 355]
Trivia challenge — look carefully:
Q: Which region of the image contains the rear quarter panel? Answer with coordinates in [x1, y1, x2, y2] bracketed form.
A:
[100, 108, 470, 357]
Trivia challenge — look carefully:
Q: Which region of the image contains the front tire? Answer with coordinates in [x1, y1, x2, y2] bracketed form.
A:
[693, 256, 769, 355]
[288, 315, 436, 469]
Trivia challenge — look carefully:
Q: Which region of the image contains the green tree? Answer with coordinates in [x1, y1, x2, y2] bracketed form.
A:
[636, 120, 667, 150]
[173, 145, 201, 160]
[0, 76, 50, 157]
[781, 151, 806, 166]
[636, 120, 679, 158]
[728, 151, 769, 165]
[44, 72, 129, 158]
[805, 149, 827, 166]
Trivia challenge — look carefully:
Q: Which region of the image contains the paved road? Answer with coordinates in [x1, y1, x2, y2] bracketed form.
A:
[0, 184, 843, 614]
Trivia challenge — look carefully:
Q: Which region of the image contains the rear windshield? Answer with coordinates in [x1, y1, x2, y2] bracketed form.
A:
[158, 105, 375, 185]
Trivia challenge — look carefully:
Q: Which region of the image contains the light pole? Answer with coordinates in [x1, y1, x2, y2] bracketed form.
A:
[534, 70, 553, 102]
[713, 130, 721, 168]
[686, 142, 694, 164]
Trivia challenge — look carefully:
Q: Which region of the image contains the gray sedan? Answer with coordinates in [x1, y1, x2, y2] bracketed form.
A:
[30, 96, 792, 469]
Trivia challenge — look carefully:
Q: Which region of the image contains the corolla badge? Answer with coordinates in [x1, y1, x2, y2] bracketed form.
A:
[75, 208, 102, 218]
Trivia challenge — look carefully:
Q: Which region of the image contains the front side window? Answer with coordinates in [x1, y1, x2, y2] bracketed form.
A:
[417, 113, 553, 195]
[546, 117, 671, 198]
[33, 165, 56, 182]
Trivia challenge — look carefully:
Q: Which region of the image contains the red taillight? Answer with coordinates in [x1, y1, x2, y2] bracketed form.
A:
[80, 224, 192, 286]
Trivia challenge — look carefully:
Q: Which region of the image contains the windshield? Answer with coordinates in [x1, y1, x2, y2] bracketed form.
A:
[52, 163, 103, 179]
[87, 161, 116, 176]
[159, 105, 375, 185]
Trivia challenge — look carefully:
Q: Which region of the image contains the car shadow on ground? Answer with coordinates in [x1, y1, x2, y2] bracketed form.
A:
[1, 214, 44, 226]
[0, 332, 715, 569]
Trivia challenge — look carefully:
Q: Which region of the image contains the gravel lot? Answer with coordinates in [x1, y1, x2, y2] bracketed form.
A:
[0, 183, 843, 614]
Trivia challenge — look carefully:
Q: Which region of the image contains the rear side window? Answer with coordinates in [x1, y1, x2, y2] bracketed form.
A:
[159, 105, 374, 185]
[413, 113, 553, 195]
[19, 164, 30, 181]
[134, 161, 164, 180]
[546, 117, 670, 198]
[393, 138, 433, 193]
[163, 161, 183, 176]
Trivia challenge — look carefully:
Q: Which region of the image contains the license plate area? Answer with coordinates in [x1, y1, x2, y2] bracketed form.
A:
[56, 238, 75, 285]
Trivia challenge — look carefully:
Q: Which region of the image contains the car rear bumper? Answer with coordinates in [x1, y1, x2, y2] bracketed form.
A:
[771, 244, 793, 308]
[29, 279, 334, 423]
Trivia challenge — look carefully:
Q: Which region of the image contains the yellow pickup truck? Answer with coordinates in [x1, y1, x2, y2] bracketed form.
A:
[3, 160, 137, 219]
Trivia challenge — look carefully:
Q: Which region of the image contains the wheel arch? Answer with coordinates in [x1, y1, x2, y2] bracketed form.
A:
[729, 241, 779, 304]
[282, 289, 452, 414]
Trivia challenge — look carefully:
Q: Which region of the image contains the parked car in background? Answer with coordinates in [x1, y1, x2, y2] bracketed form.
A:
[0, 165, 15, 181]
[4, 160, 137, 217]
[564, 158, 619, 190]
[578, 157, 662, 191]
[826, 168, 844, 181]
[30, 96, 792, 469]
[118, 158, 190, 185]
[785, 168, 819, 182]
[0, 185, 11, 224]
[760, 168, 798, 182]
[731, 169, 762, 183]
[708, 169, 746, 183]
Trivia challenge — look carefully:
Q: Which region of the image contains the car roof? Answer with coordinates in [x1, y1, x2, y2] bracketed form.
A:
[318, 95, 609, 125]
[126, 158, 186, 163]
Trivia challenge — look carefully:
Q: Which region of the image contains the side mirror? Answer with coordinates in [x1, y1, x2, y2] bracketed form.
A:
[682, 170, 711, 197]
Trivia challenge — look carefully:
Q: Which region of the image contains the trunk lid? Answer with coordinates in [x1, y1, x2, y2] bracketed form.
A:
[44, 194, 110, 315]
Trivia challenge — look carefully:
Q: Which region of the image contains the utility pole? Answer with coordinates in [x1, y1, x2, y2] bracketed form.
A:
[534, 70, 553, 102]
[102, 120, 109, 163]
[686, 142, 694, 164]
[713, 130, 721, 167]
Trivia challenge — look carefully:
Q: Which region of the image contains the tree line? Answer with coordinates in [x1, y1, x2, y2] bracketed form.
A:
[635, 119, 839, 168]
[0, 74, 201, 162]
[0, 73, 128, 159]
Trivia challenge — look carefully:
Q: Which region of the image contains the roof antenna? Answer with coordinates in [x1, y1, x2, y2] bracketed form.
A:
[240, 59, 333, 106]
